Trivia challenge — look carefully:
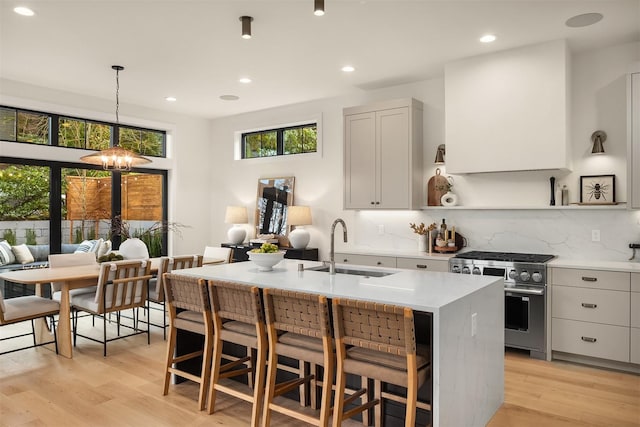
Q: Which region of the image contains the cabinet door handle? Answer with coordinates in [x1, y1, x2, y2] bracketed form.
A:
[416, 264, 427, 269]
[370, 201, 375, 205]
[375, 201, 380, 205]
[581, 303, 597, 309]
[581, 276, 597, 282]
[581, 336, 597, 343]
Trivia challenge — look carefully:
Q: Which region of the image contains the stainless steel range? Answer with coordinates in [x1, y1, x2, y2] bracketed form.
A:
[449, 251, 555, 359]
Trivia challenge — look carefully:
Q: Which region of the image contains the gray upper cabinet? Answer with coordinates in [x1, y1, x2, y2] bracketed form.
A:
[629, 71, 640, 209]
[343, 98, 423, 209]
[444, 40, 570, 174]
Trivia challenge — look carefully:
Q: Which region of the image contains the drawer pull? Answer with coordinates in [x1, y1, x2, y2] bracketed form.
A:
[581, 276, 597, 282]
[343, 259, 348, 263]
[581, 336, 597, 343]
[376, 261, 382, 266]
[416, 264, 427, 269]
[581, 303, 597, 309]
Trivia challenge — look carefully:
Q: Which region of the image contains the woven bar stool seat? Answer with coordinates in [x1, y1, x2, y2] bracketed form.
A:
[262, 288, 334, 427]
[332, 298, 432, 427]
[207, 279, 267, 427]
[162, 273, 213, 411]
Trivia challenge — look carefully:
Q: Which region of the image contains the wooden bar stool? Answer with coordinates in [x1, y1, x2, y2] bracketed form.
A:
[332, 298, 432, 427]
[261, 288, 334, 427]
[162, 273, 213, 411]
[206, 279, 267, 427]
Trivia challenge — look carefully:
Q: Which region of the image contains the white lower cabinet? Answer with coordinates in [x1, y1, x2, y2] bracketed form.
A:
[551, 267, 635, 365]
[632, 273, 640, 364]
[552, 318, 630, 363]
[396, 257, 449, 272]
[333, 253, 396, 268]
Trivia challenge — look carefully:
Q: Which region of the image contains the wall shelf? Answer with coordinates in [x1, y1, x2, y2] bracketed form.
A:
[420, 203, 628, 211]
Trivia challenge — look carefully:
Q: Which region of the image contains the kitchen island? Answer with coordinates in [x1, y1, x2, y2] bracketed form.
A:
[176, 259, 504, 427]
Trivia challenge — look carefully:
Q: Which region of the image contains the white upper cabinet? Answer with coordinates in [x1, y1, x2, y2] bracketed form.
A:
[444, 40, 571, 174]
[628, 71, 640, 209]
[343, 98, 423, 209]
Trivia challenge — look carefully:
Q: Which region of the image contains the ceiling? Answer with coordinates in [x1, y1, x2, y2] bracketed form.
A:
[1, 0, 639, 119]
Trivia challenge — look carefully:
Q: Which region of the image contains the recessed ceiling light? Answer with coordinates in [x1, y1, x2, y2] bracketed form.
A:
[14, 6, 35, 16]
[239, 78, 252, 84]
[342, 65, 355, 72]
[479, 34, 496, 43]
[565, 12, 603, 28]
[165, 96, 177, 102]
[220, 95, 240, 101]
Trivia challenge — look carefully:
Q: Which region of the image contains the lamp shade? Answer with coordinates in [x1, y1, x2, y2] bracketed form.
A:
[288, 206, 312, 249]
[225, 206, 248, 224]
[287, 206, 312, 226]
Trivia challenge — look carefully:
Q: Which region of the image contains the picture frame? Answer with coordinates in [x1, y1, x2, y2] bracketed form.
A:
[579, 174, 615, 204]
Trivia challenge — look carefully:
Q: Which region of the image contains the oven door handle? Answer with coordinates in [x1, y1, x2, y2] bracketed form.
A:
[504, 287, 545, 296]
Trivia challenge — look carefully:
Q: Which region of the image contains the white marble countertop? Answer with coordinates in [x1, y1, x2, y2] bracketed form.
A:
[177, 259, 500, 313]
[548, 258, 640, 272]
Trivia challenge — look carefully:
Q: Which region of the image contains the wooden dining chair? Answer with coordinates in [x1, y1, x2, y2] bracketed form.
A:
[262, 288, 334, 427]
[206, 279, 267, 427]
[70, 259, 152, 356]
[48, 252, 98, 302]
[0, 289, 60, 355]
[162, 273, 213, 411]
[331, 298, 432, 427]
[145, 255, 203, 339]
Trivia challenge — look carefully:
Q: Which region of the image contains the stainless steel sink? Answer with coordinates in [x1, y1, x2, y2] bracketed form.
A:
[307, 265, 396, 278]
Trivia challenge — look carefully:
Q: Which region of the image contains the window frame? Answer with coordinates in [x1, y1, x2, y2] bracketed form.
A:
[240, 122, 318, 160]
[0, 105, 167, 158]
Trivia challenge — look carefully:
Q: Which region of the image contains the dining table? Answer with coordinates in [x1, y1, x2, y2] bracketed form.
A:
[0, 257, 225, 358]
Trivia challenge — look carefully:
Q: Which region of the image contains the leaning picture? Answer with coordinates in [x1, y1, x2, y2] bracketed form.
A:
[579, 174, 615, 204]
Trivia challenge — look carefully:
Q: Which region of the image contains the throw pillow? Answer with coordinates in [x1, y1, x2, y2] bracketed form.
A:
[0, 240, 16, 265]
[97, 239, 112, 258]
[74, 239, 102, 254]
[12, 244, 35, 264]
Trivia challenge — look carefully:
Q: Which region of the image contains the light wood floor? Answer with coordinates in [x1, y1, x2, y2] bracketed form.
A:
[1, 315, 638, 427]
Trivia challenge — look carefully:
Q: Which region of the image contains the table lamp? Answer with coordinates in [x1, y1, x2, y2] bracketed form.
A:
[225, 206, 248, 244]
[287, 206, 312, 249]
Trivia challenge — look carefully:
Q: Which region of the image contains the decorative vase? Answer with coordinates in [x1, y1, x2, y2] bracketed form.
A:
[418, 234, 428, 252]
[118, 237, 150, 260]
[440, 191, 458, 207]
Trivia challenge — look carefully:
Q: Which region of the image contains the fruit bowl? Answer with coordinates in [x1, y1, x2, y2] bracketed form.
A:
[248, 251, 285, 271]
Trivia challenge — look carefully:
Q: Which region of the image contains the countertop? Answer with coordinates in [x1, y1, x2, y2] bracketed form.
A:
[335, 248, 456, 261]
[548, 258, 640, 273]
[177, 259, 500, 313]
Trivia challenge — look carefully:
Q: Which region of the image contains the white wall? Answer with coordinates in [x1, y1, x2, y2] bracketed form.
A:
[209, 41, 640, 261]
[0, 79, 212, 255]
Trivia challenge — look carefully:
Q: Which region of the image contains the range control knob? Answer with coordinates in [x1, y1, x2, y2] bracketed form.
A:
[462, 266, 471, 274]
[508, 269, 518, 280]
[452, 265, 461, 273]
[519, 270, 531, 282]
[531, 272, 543, 283]
[472, 267, 481, 275]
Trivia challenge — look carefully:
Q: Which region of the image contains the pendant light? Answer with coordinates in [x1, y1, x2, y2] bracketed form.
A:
[240, 16, 253, 39]
[80, 66, 151, 171]
[314, 0, 325, 16]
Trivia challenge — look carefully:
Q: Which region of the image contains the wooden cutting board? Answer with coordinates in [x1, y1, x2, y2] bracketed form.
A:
[427, 168, 449, 206]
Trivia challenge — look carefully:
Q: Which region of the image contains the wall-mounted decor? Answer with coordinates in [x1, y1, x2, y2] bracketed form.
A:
[255, 177, 295, 244]
[579, 174, 615, 204]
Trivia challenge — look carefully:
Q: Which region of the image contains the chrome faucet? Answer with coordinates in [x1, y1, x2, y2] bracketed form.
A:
[329, 218, 348, 274]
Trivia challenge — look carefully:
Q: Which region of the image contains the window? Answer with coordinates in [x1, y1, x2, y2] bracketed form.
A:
[0, 105, 167, 158]
[241, 123, 317, 159]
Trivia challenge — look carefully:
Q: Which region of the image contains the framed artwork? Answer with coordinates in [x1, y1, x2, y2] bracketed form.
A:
[579, 175, 615, 204]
